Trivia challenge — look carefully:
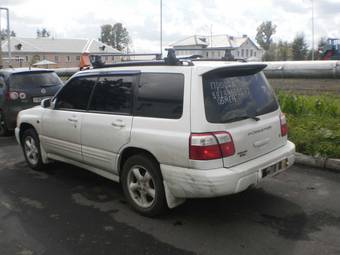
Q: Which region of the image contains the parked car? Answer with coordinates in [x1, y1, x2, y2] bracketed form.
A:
[15, 61, 295, 216]
[0, 68, 63, 136]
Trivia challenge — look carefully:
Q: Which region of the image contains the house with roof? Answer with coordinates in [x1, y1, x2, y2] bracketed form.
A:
[170, 34, 263, 61]
[0, 37, 121, 68]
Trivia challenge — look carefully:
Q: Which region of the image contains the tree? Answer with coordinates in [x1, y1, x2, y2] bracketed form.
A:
[263, 42, 277, 61]
[99, 23, 130, 51]
[292, 33, 308, 60]
[0, 29, 16, 40]
[316, 37, 328, 60]
[256, 21, 277, 51]
[276, 40, 290, 61]
[318, 37, 328, 49]
[37, 28, 50, 38]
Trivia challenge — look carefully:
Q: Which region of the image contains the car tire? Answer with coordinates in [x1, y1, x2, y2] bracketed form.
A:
[0, 113, 9, 137]
[121, 154, 168, 217]
[21, 129, 45, 171]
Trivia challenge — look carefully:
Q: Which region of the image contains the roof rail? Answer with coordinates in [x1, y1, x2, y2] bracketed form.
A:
[87, 49, 194, 69]
[193, 58, 247, 63]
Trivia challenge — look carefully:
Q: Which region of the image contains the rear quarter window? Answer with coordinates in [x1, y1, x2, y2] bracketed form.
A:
[203, 72, 278, 123]
[134, 73, 184, 119]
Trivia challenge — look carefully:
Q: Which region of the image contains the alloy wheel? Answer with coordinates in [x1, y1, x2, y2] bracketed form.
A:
[127, 165, 156, 208]
[24, 136, 39, 166]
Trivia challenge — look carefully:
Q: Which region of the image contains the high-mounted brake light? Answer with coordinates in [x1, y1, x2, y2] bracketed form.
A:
[189, 132, 235, 160]
[280, 113, 288, 137]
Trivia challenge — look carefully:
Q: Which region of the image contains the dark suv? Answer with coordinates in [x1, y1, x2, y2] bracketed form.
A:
[0, 68, 63, 136]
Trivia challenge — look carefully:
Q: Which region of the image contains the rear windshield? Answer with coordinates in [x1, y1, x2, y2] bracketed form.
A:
[203, 72, 278, 123]
[9, 72, 62, 90]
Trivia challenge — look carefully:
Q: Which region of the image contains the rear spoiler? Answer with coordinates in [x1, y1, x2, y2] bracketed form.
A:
[202, 64, 267, 77]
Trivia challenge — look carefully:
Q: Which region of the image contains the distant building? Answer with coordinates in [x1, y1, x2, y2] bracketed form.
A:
[0, 37, 121, 68]
[170, 34, 263, 61]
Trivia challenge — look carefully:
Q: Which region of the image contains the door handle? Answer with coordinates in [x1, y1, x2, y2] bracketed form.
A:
[67, 118, 78, 123]
[111, 120, 125, 128]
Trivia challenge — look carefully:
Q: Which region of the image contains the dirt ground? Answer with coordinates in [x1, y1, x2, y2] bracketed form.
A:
[269, 79, 340, 95]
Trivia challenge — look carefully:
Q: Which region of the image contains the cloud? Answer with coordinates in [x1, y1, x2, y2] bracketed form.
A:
[2, 0, 340, 52]
[271, 0, 307, 13]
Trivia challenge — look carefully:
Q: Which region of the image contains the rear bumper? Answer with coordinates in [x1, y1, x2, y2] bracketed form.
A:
[161, 141, 295, 198]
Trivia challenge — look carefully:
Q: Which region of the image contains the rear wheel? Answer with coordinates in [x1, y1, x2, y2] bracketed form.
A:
[21, 129, 45, 171]
[121, 154, 168, 217]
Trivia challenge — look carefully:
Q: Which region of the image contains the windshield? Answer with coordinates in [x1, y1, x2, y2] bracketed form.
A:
[9, 72, 62, 90]
[203, 72, 278, 123]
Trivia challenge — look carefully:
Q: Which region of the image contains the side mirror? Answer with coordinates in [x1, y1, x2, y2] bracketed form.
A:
[41, 98, 51, 108]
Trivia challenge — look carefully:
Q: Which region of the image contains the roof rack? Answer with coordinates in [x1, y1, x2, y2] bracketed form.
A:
[89, 49, 194, 69]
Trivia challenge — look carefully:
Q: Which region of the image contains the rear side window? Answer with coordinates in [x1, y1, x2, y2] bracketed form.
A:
[55, 77, 96, 110]
[9, 72, 62, 90]
[203, 72, 278, 123]
[134, 73, 184, 119]
[89, 75, 134, 114]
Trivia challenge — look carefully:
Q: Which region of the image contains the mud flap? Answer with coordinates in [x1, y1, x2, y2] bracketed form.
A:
[163, 181, 186, 209]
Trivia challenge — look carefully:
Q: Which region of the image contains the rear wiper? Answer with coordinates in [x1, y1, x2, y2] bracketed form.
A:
[223, 114, 260, 123]
[40, 84, 58, 88]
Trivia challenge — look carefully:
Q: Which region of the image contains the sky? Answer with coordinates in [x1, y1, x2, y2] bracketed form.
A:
[1, 0, 340, 52]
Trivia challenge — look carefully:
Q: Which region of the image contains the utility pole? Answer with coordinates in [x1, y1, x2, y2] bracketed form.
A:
[0, 9, 2, 68]
[210, 24, 213, 47]
[160, 0, 163, 58]
[0, 7, 11, 66]
[311, 0, 315, 60]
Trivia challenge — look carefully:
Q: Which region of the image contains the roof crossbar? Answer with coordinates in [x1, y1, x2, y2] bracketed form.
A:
[89, 49, 194, 69]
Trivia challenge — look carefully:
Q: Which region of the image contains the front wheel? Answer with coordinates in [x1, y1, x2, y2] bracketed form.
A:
[121, 154, 168, 217]
[21, 129, 45, 171]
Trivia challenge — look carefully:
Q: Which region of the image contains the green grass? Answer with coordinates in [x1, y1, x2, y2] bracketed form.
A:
[277, 91, 340, 158]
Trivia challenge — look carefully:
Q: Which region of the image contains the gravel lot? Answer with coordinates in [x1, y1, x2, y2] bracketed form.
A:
[1, 136, 340, 255]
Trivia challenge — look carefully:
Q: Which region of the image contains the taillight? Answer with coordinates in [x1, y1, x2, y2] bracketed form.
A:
[9, 91, 19, 100]
[189, 132, 235, 160]
[280, 113, 288, 137]
[5, 91, 25, 101]
[19, 92, 27, 99]
[4, 91, 10, 101]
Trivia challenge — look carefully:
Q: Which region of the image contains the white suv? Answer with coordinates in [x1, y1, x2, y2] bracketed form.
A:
[15, 60, 295, 216]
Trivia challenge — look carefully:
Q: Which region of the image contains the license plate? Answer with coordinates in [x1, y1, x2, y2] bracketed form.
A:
[33, 97, 51, 103]
[261, 159, 288, 178]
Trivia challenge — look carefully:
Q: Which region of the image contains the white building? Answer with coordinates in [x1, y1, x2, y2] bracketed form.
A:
[170, 34, 263, 61]
[0, 37, 121, 68]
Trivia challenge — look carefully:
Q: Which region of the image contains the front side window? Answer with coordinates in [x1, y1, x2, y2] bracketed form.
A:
[89, 75, 134, 114]
[134, 73, 184, 119]
[55, 77, 96, 110]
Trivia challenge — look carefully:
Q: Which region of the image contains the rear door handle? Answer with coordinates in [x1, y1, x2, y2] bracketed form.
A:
[111, 120, 125, 128]
[67, 118, 78, 123]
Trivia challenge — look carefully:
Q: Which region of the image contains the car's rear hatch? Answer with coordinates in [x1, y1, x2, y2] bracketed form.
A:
[8, 71, 62, 107]
[200, 64, 286, 168]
